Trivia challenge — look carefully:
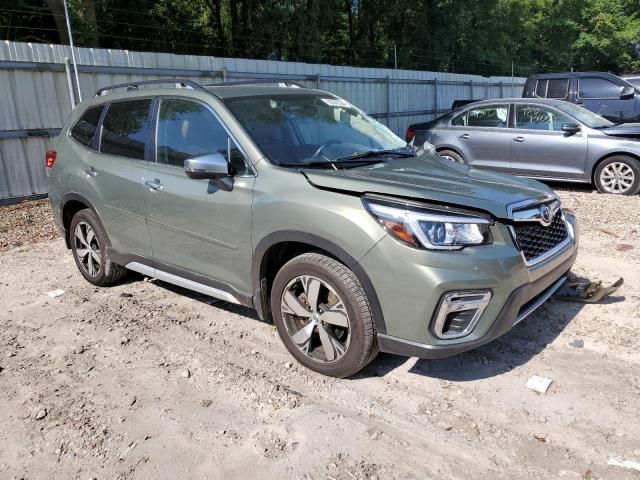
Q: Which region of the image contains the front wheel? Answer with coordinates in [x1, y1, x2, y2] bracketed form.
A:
[270, 253, 378, 378]
[594, 156, 640, 195]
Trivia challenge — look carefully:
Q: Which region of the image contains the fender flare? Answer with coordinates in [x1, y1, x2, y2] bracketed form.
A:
[252, 231, 387, 334]
[60, 192, 103, 248]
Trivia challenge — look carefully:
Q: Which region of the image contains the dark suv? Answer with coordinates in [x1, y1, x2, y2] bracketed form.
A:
[523, 72, 639, 123]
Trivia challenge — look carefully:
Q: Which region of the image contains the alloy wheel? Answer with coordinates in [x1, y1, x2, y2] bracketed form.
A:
[599, 162, 635, 194]
[280, 275, 351, 363]
[74, 221, 101, 277]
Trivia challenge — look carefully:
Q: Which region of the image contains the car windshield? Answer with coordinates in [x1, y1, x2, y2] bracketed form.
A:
[554, 102, 615, 128]
[624, 78, 640, 89]
[224, 94, 408, 165]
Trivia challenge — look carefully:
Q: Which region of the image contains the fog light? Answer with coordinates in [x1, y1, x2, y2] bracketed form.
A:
[432, 291, 491, 339]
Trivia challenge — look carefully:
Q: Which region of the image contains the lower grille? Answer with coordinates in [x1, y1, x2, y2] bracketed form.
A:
[512, 210, 568, 262]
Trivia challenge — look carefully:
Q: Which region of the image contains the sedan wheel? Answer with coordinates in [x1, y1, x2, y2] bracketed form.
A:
[595, 156, 640, 195]
[599, 162, 635, 194]
[281, 275, 350, 363]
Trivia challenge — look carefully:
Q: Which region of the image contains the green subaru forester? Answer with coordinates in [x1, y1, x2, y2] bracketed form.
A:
[47, 80, 578, 377]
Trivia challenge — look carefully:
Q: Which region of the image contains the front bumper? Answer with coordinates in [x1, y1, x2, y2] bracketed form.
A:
[359, 211, 579, 359]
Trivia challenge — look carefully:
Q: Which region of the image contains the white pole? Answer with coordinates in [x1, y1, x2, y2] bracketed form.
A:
[63, 0, 82, 102]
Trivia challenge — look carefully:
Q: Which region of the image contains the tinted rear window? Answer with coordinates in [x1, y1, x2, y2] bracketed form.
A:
[546, 79, 569, 98]
[71, 106, 103, 147]
[100, 99, 152, 160]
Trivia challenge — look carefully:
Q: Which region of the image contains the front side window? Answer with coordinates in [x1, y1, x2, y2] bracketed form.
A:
[71, 105, 104, 148]
[224, 95, 406, 165]
[156, 98, 249, 175]
[100, 99, 152, 160]
[466, 105, 509, 128]
[515, 105, 572, 131]
[579, 77, 621, 99]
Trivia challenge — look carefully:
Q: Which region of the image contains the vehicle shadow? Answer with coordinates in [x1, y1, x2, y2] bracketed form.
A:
[359, 297, 599, 382]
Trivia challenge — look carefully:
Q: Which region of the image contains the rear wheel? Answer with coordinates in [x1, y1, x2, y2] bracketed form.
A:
[594, 156, 640, 195]
[270, 253, 378, 378]
[438, 149, 465, 164]
[70, 209, 127, 286]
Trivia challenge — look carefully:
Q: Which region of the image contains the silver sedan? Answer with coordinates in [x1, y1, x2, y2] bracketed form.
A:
[407, 98, 640, 195]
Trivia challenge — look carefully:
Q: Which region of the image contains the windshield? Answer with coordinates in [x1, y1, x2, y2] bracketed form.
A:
[225, 95, 407, 165]
[624, 78, 640, 89]
[555, 102, 615, 128]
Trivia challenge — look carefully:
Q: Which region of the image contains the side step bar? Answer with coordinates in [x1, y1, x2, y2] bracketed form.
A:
[125, 262, 240, 305]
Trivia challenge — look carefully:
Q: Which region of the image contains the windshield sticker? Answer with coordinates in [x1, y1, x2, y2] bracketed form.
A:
[321, 98, 352, 108]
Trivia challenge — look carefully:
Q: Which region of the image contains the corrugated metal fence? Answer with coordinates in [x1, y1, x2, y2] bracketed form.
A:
[0, 40, 526, 201]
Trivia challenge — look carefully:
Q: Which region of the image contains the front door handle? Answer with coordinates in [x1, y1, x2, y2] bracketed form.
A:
[513, 136, 526, 143]
[460, 133, 471, 139]
[83, 167, 97, 178]
[144, 179, 164, 191]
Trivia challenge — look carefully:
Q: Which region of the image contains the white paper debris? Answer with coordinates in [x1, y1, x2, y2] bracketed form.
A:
[526, 375, 553, 394]
[608, 458, 640, 472]
[47, 289, 65, 298]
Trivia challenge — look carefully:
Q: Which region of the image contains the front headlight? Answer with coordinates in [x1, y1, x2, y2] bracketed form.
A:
[363, 196, 493, 250]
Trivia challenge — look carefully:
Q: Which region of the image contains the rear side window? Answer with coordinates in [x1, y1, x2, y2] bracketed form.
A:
[451, 112, 466, 126]
[579, 77, 621, 99]
[156, 98, 250, 175]
[535, 80, 548, 97]
[466, 105, 509, 128]
[534, 78, 569, 99]
[70, 106, 103, 148]
[546, 79, 569, 98]
[100, 99, 152, 160]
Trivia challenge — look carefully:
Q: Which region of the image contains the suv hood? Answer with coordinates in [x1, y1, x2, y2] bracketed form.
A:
[600, 123, 640, 138]
[302, 155, 556, 219]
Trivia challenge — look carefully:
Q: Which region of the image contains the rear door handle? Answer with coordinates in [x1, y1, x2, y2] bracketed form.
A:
[144, 179, 164, 191]
[460, 133, 471, 139]
[83, 167, 97, 178]
[513, 136, 526, 143]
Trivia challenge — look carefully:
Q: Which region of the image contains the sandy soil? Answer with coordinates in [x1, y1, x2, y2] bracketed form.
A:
[1, 188, 639, 480]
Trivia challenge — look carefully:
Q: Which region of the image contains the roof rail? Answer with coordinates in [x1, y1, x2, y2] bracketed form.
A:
[203, 80, 306, 88]
[94, 79, 207, 97]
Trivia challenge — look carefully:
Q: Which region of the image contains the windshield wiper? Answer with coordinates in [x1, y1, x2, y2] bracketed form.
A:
[335, 146, 416, 162]
[277, 158, 387, 169]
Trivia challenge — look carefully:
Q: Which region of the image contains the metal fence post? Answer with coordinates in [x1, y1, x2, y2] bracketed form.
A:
[316, 73, 320, 89]
[64, 57, 76, 108]
[470, 79, 474, 99]
[433, 78, 438, 118]
[500, 80, 504, 98]
[386, 76, 391, 127]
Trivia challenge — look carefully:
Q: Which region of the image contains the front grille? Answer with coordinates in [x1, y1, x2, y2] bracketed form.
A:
[512, 210, 568, 262]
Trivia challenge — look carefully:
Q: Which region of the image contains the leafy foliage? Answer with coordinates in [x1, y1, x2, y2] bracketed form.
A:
[1, 0, 639, 75]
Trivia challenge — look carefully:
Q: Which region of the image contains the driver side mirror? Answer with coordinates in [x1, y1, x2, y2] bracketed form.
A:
[561, 122, 581, 134]
[184, 153, 230, 180]
[621, 85, 635, 99]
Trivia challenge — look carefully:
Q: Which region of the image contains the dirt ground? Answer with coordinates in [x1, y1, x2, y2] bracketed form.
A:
[1, 188, 639, 480]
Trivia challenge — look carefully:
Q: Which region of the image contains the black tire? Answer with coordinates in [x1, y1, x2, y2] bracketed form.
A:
[594, 156, 640, 195]
[270, 253, 378, 378]
[69, 209, 127, 286]
[438, 149, 465, 164]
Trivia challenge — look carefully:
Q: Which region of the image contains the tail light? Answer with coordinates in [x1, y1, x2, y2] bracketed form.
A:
[405, 127, 415, 143]
[45, 149, 57, 174]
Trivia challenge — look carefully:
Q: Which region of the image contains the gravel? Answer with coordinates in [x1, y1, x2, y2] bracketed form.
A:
[1, 188, 639, 479]
[0, 199, 58, 251]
